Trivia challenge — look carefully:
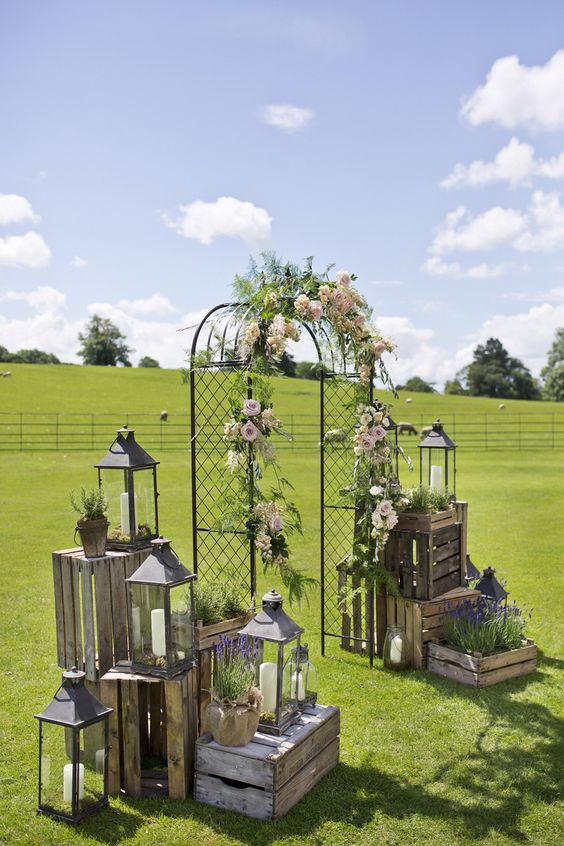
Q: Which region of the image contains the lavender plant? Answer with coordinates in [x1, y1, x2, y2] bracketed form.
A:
[213, 634, 258, 702]
[443, 597, 528, 655]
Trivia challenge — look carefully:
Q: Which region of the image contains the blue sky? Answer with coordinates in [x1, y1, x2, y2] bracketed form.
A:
[1, 0, 564, 382]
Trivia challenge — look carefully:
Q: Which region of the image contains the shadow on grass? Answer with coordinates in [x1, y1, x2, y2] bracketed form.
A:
[78, 667, 563, 845]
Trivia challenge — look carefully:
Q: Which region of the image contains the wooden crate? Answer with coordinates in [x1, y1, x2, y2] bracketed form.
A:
[427, 639, 538, 687]
[384, 586, 480, 668]
[384, 501, 468, 600]
[99, 666, 198, 799]
[194, 704, 339, 820]
[52, 546, 151, 679]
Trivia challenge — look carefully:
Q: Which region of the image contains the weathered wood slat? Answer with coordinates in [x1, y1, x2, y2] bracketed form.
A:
[121, 678, 142, 797]
[149, 682, 163, 757]
[80, 560, 97, 680]
[478, 659, 537, 687]
[164, 676, 189, 800]
[198, 648, 212, 734]
[110, 556, 128, 662]
[52, 552, 66, 668]
[274, 737, 339, 819]
[433, 539, 460, 564]
[195, 613, 251, 651]
[427, 641, 537, 687]
[432, 554, 461, 581]
[99, 678, 120, 795]
[61, 555, 77, 669]
[431, 568, 463, 598]
[427, 655, 477, 685]
[433, 523, 461, 545]
[194, 773, 272, 819]
[72, 557, 83, 671]
[94, 558, 114, 675]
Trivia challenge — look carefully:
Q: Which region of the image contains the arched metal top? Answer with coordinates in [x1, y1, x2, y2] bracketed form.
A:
[189, 301, 356, 375]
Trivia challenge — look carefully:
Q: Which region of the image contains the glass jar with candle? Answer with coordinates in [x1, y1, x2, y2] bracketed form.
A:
[383, 624, 409, 670]
[284, 643, 317, 710]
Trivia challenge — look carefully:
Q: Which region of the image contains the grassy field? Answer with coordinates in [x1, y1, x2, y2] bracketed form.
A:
[0, 365, 562, 846]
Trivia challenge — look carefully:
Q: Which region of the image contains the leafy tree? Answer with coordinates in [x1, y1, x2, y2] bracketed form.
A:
[397, 376, 436, 393]
[295, 361, 319, 380]
[444, 377, 468, 396]
[0, 345, 60, 363]
[277, 351, 296, 378]
[464, 338, 540, 400]
[139, 356, 160, 368]
[541, 327, 564, 401]
[77, 314, 133, 366]
[0, 345, 13, 362]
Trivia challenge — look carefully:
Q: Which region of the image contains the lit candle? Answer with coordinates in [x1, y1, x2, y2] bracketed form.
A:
[390, 634, 403, 665]
[120, 492, 130, 536]
[151, 608, 166, 657]
[291, 671, 305, 701]
[430, 465, 443, 489]
[259, 662, 277, 712]
[63, 763, 84, 801]
[95, 749, 105, 774]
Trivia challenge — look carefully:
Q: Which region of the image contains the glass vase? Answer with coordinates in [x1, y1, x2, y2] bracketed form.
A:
[383, 624, 409, 670]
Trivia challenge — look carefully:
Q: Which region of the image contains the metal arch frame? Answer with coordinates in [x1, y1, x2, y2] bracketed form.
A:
[188, 302, 378, 664]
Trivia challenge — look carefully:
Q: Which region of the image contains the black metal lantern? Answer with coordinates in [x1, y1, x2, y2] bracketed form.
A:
[419, 419, 457, 498]
[465, 554, 481, 584]
[125, 537, 196, 677]
[239, 589, 304, 735]
[95, 426, 159, 551]
[476, 566, 508, 603]
[35, 667, 112, 824]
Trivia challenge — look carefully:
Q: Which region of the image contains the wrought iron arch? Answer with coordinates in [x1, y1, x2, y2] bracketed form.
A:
[189, 303, 379, 663]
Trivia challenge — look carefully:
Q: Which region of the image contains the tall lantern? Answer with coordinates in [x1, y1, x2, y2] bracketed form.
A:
[125, 537, 196, 677]
[419, 419, 457, 498]
[95, 426, 159, 551]
[239, 590, 303, 735]
[35, 667, 112, 824]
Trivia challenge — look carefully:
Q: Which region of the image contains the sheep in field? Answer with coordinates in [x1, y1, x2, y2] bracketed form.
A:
[397, 421, 418, 436]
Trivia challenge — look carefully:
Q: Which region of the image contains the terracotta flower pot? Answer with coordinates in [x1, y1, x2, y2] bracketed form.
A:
[76, 518, 109, 558]
[205, 692, 261, 747]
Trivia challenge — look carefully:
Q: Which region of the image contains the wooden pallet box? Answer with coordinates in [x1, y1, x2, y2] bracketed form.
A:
[52, 546, 151, 679]
[194, 704, 340, 820]
[384, 501, 468, 601]
[427, 639, 538, 687]
[384, 586, 480, 668]
[98, 666, 198, 799]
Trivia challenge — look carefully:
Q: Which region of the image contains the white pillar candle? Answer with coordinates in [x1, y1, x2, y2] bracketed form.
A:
[259, 662, 277, 712]
[390, 634, 403, 665]
[95, 749, 105, 774]
[63, 763, 84, 801]
[151, 608, 166, 657]
[291, 671, 305, 701]
[430, 465, 443, 490]
[131, 606, 141, 647]
[120, 492, 130, 536]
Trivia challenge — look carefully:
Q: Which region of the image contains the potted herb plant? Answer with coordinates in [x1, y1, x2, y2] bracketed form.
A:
[71, 487, 109, 558]
[205, 635, 263, 746]
[394, 485, 456, 531]
[193, 582, 251, 652]
[427, 597, 537, 687]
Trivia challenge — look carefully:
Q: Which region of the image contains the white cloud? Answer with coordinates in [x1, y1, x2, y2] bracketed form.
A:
[262, 104, 314, 132]
[70, 255, 87, 268]
[0, 231, 52, 268]
[374, 316, 453, 386]
[421, 256, 522, 279]
[442, 137, 564, 189]
[162, 196, 272, 248]
[513, 190, 564, 252]
[116, 293, 178, 318]
[461, 50, 564, 130]
[1, 285, 66, 312]
[429, 205, 527, 255]
[369, 279, 405, 287]
[0, 193, 40, 225]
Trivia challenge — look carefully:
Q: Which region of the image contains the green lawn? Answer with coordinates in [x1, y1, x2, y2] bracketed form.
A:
[0, 366, 562, 845]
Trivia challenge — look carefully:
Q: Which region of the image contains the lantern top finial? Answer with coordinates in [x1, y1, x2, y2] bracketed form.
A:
[240, 589, 303, 643]
[476, 566, 509, 602]
[125, 536, 195, 586]
[95, 426, 159, 469]
[62, 666, 86, 684]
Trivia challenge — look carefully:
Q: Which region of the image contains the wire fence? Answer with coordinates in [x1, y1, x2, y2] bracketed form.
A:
[1, 410, 564, 452]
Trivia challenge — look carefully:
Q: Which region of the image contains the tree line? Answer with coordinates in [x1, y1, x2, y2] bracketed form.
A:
[2, 314, 564, 401]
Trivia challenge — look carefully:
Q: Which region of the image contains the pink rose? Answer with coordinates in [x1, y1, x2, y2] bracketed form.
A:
[242, 398, 261, 417]
[240, 421, 259, 442]
[269, 515, 284, 533]
[308, 300, 323, 321]
[373, 340, 387, 357]
[370, 425, 387, 441]
[378, 500, 393, 517]
[336, 269, 352, 287]
[332, 290, 353, 314]
[359, 433, 376, 451]
[386, 512, 398, 529]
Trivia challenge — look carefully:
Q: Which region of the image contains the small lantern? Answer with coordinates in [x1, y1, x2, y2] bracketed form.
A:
[125, 537, 196, 677]
[476, 566, 508, 603]
[35, 667, 112, 824]
[239, 589, 304, 735]
[96, 426, 159, 551]
[419, 419, 457, 498]
[465, 554, 481, 584]
[383, 624, 409, 670]
[285, 643, 317, 710]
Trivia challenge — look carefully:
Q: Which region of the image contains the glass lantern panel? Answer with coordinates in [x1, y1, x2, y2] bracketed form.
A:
[303, 658, 317, 704]
[132, 468, 156, 541]
[78, 722, 106, 813]
[39, 722, 73, 814]
[280, 643, 297, 721]
[170, 582, 193, 666]
[100, 468, 131, 543]
[130, 582, 167, 668]
[256, 641, 280, 722]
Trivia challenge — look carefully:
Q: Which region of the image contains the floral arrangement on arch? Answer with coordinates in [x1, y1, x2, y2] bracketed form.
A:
[232, 254, 396, 384]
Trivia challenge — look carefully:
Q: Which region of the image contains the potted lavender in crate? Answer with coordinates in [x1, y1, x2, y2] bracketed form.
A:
[427, 597, 537, 688]
[205, 635, 263, 747]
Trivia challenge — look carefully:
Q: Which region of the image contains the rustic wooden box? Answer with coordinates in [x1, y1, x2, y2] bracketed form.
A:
[194, 704, 340, 820]
[99, 666, 198, 799]
[384, 586, 480, 668]
[52, 546, 151, 679]
[384, 501, 468, 601]
[427, 639, 538, 687]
